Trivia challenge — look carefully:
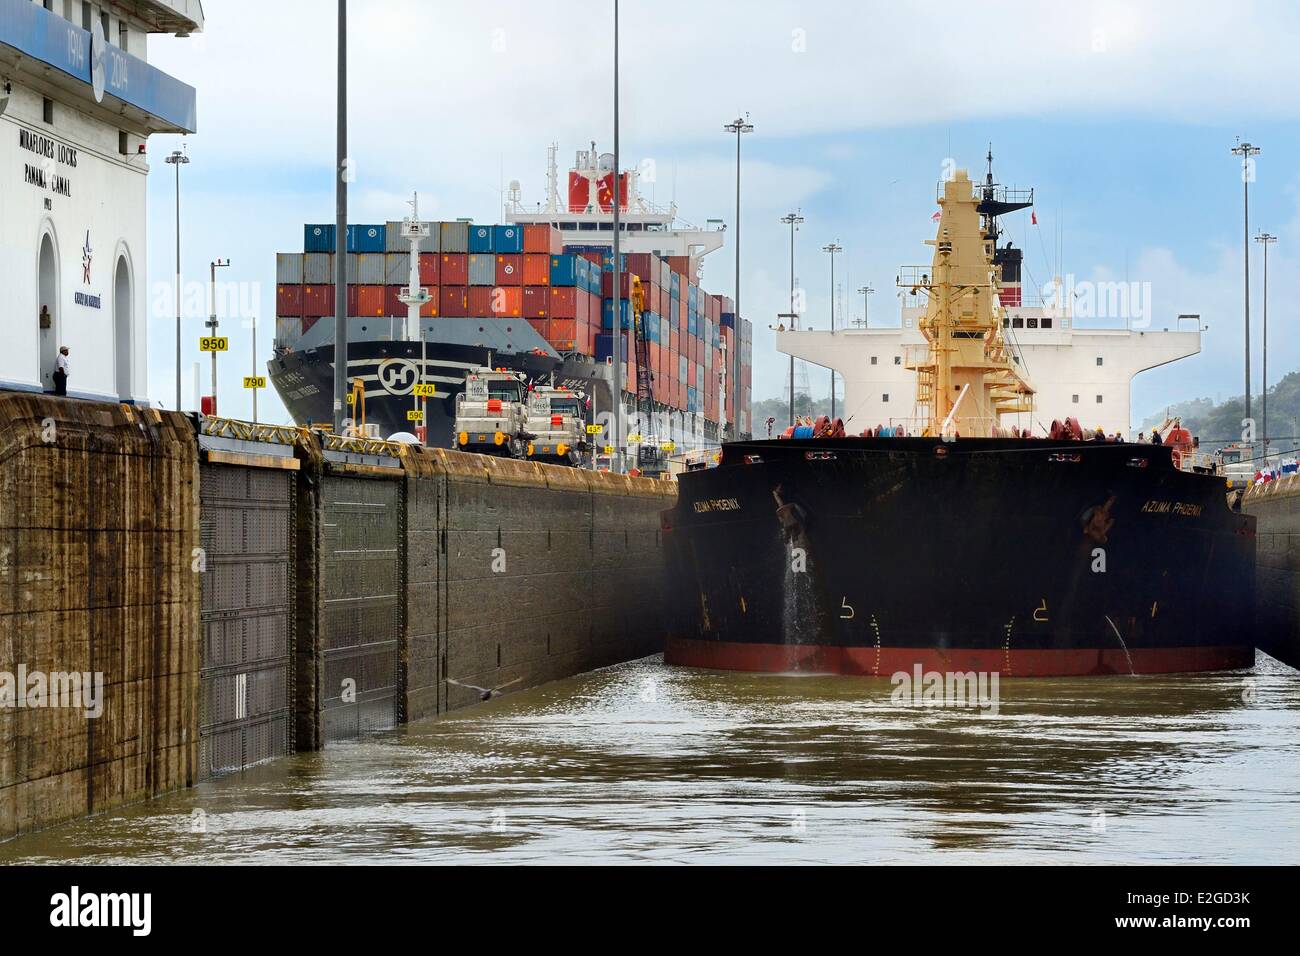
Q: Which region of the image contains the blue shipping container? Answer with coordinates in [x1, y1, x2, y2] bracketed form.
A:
[721, 311, 736, 329]
[304, 223, 335, 253]
[494, 224, 524, 253]
[348, 224, 386, 253]
[601, 299, 633, 330]
[595, 333, 629, 361]
[469, 224, 495, 253]
[687, 312, 698, 336]
[600, 252, 629, 273]
[549, 254, 579, 286]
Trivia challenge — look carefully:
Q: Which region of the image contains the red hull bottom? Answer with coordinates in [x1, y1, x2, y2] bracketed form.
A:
[665, 638, 1254, 677]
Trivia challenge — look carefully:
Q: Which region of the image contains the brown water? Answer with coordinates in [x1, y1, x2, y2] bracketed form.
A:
[3, 653, 1298, 865]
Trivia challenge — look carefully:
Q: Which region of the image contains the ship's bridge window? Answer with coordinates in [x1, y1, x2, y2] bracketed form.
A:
[882, 394, 890, 402]
[1072, 394, 1080, 403]
[1012, 317, 1024, 328]
[1096, 394, 1104, 404]
[1003, 317, 1010, 328]
[870, 356, 878, 365]
[1027, 317, 1039, 329]
[1096, 356, 1104, 366]
[894, 356, 901, 365]
[1041, 318, 1052, 329]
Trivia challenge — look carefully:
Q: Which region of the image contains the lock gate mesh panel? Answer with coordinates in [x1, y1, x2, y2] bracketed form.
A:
[320, 476, 403, 741]
[199, 463, 295, 777]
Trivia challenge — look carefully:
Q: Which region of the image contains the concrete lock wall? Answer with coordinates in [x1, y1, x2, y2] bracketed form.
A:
[1, 394, 676, 832]
[401, 449, 674, 719]
[0, 395, 199, 841]
[1244, 480, 1300, 669]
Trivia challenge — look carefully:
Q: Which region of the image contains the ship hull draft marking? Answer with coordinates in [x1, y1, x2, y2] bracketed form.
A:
[663, 438, 1256, 677]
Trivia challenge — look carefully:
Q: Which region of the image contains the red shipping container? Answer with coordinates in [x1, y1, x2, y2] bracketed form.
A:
[600, 271, 635, 299]
[523, 254, 551, 285]
[527, 318, 548, 338]
[523, 223, 562, 254]
[385, 285, 406, 317]
[418, 253, 440, 284]
[688, 362, 697, 387]
[468, 286, 493, 316]
[496, 254, 523, 285]
[523, 285, 550, 318]
[575, 249, 602, 266]
[576, 290, 595, 326]
[302, 285, 334, 317]
[277, 285, 303, 317]
[421, 292, 439, 318]
[440, 286, 468, 317]
[667, 255, 693, 278]
[549, 286, 577, 319]
[441, 253, 468, 285]
[625, 253, 654, 282]
[492, 286, 523, 317]
[302, 316, 320, 335]
[547, 319, 578, 350]
[355, 285, 384, 317]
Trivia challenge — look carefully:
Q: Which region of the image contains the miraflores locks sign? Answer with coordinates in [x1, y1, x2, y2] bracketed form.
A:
[17, 126, 103, 310]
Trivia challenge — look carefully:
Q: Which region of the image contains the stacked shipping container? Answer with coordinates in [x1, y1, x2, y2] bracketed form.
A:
[277, 222, 754, 431]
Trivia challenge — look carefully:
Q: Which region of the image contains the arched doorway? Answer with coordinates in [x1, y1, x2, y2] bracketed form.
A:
[38, 232, 59, 392]
[114, 255, 132, 399]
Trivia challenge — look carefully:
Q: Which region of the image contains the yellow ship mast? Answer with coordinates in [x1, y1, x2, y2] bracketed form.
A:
[899, 159, 1034, 437]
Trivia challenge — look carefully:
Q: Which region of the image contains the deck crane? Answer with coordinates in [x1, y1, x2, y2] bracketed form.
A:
[628, 275, 665, 475]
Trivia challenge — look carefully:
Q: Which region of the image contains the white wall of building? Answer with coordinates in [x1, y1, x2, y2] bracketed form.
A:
[0, 82, 147, 400]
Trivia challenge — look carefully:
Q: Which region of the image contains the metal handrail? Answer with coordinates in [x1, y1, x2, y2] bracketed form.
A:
[200, 416, 307, 446]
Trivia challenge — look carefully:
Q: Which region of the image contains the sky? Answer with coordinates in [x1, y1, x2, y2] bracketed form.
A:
[142, 0, 1300, 428]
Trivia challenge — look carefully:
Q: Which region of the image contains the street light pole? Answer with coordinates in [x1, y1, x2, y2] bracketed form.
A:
[780, 211, 804, 427]
[858, 284, 875, 329]
[1256, 231, 1276, 457]
[1231, 139, 1260, 432]
[250, 314, 259, 423]
[724, 114, 753, 441]
[611, 0, 622, 472]
[164, 149, 189, 410]
[333, 0, 349, 434]
[823, 242, 841, 418]
[207, 258, 230, 415]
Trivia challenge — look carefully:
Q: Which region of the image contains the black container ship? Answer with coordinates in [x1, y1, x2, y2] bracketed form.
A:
[662, 165, 1256, 677]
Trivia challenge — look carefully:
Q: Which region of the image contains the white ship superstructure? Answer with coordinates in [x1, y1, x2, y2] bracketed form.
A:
[505, 143, 725, 273]
[0, 0, 201, 401]
[778, 159, 1201, 438]
[779, 305, 1200, 438]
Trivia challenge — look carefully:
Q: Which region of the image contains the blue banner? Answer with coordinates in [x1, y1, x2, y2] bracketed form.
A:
[0, 0, 197, 133]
